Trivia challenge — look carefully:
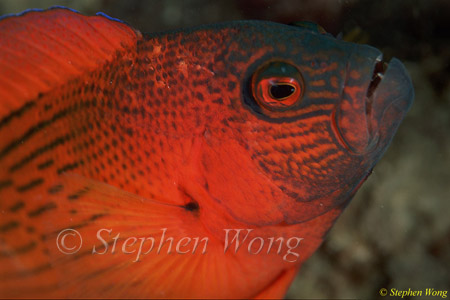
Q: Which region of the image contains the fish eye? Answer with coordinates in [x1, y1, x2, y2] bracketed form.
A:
[251, 61, 304, 111]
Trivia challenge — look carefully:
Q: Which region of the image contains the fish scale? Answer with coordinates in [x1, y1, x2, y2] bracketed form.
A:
[0, 7, 413, 298]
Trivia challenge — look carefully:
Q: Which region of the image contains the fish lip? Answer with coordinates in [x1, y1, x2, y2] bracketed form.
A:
[365, 56, 414, 154]
[333, 53, 414, 156]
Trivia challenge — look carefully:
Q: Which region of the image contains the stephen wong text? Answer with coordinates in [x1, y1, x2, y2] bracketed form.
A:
[89, 228, 303, 262]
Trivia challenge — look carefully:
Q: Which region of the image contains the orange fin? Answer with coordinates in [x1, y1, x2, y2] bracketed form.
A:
[0, 172, 195, 297]
[0, 7, 140, 117]
[0, 173, 295, 298]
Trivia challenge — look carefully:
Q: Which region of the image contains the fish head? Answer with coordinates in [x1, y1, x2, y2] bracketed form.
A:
[169, 21, 414, 225]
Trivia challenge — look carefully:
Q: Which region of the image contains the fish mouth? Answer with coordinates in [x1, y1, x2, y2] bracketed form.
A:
[334, 51, 414, 155]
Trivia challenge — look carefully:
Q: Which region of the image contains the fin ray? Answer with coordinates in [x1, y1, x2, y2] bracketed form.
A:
[0, 172, 295, 298]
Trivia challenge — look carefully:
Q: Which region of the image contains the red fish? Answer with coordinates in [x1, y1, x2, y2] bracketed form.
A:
[0, 7, 413, 298]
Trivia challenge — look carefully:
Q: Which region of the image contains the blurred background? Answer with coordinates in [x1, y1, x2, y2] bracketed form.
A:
[1, 0, 448, 299]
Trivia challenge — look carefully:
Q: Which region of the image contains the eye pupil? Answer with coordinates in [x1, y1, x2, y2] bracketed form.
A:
[270, 84, 296, 100]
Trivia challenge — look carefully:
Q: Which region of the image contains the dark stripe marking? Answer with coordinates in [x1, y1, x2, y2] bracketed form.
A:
[67, 187, 90, 201]
[0, 220, 19, 233]
[8, 201, 25, 212]
[0, 107, 72, 159]
[28, 202, 57, 218]
[43, 103, 53, 111]
[300, 148, 341, 165]
[9, 133, 71, 173]
[0, 179, 13, 190]
[16, 178, 44, 193]
[48, 184, 63, 194]
[271, 125, 324, 140]
[57, 161, 80, 175]
[37, 159, 54, 170]
[15, 241, 37, 254]
[0, 241, 37, 257]
[0, 101, 36, 131]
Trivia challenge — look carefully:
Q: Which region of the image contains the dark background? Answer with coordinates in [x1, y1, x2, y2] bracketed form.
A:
[1, 1, 448, 299]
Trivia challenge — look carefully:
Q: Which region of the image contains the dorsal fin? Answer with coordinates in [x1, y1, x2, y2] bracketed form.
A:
[0, 7, 141, 117]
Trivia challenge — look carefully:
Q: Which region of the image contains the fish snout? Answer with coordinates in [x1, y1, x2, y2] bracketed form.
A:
[366, 57, 414, 153]
[334, 49, 414, 155]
